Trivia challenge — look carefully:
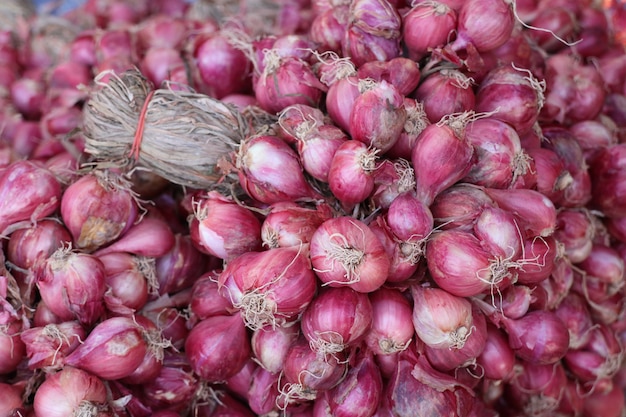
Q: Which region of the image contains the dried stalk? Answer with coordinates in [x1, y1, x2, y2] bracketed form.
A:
[82, 69, 249, 189]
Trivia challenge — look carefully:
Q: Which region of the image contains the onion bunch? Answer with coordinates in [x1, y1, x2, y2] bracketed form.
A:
[2, 0, 626, 416]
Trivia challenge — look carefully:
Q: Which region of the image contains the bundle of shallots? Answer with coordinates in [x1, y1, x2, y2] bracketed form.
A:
[82, 69, 249, 189]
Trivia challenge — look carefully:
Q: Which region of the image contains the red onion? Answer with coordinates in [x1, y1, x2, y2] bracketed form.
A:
[527, 148, 574, 202]
[596, 52, 626, 94]
[237, 134, 322, 204]
[480, 26, 536, 74]
[386, 347, 475, 417]
[119, 315, 167, 385]
[136, 14, 188, 51]
[226, 358, 258, 400]
[577, 244, 625, 298]
[0, 160, 61, 235]
[93, 28, 136, 63]
[20, 321, 85, 370]
[301, 286, 372, 355]
[570, 119, 617, 163]
[4, 119, 41, 159]
[221, 93, 258, 110]
[462, 117, 529, 188]
[356, 57, 421, 96]
[386, 98, 430, 160]
[63, 316, 148, 380]
[69, 31, 96, 66]
[424, 306, 487, 372]
[44, 151, 80, 186]
[564, 324, 624, 387]
[590, 144, 626, 218]
[344, 26, 401, 68]
[426, 229, 513, 297]
[542, 55, 606, 124]
[100, 252, 151, 314]
[297, 124, 348, 183]
[448, 0, 514, 54]
[40, 105, 84, 140]
[248, 366, 281, 415]
[219, 245, 317, 329]
[500, 309, 570, 364]
[154, 233, 208, 296]
[368, 215, 421, 283]
[342, 0, 402, 66]
[33, 366, 108, 417]
[33, 299, 64, 327]
[349, 80, 406, 153]
[556, 379, 586, 416]
[430, 183, 495, 230]
[6, 219, 71, 302]
[572, 6, 611, 57]
[326, 348, 383, 417]
[94, 215, 175, 258]
[0, 305, 26, 375]
[609, 217, 626, 244]
[254, 50, 324, 114]
[387, 191, 433, 245]
[483, 187, 557, 238]
[413, 69, 476, 124]
[582, 383, 626, 417]
[310, 5, 350, 53]
[139, 46, 186, 87]
[0, 382, 24, 416]
[527, 6, 578, 53]
[541, 126, 592, 207]
[185, 314, 251, 383]
[473, 205, 522, 260]
[193, 31, 252, 99]
[141, 352, 198, 412]
[325, 75, 360, 132]
[506, 360, 568, 416]
[261, 202, 333, 248]
[189, 191, 262, 260]
[476, 323, 515, 380]
[542, 256, 575, 309]
[277, 104, 327, 144]
[281, 336, 347, 404]
[515, 235, 559, 285]
[603, 94, 626, 141]
[252, 323, 299, 374]
[565, 347, 621, 389]
[411, 113, 475, 206]
[328, 140, 378, 210]
[369, 158, 416, 209]
[60, 170, 139, 252]
[272, 35, 318, 61]
[402, 1, 457, 61]
[35, 247, 106, 326]
[475, 64, 545, 135]
[492, 284, 533, 320]
[10, 72, 46, 120]
[554, 292, 594, 349]
[141, 298, 189, 350]
[365, 287, 414, 355]
[310, 216, 390, 292]
[196, 391, 256, 417]
[188, 271, 234, 322]
[411, 285, 474, 349]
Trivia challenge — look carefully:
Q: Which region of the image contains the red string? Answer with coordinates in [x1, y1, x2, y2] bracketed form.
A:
[129, 90, 155, 161]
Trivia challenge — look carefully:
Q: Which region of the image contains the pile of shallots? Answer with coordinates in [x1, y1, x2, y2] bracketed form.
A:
[1, 0, 626, 416]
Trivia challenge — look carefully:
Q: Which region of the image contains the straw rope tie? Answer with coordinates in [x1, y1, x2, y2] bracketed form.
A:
[129, 90, 155, 161]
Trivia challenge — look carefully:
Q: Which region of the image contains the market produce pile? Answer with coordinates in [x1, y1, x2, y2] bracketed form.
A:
[2, 0, 626, 415]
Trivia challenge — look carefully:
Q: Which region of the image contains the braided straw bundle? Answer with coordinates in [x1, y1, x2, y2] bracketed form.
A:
[82, 69, 249, 189]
